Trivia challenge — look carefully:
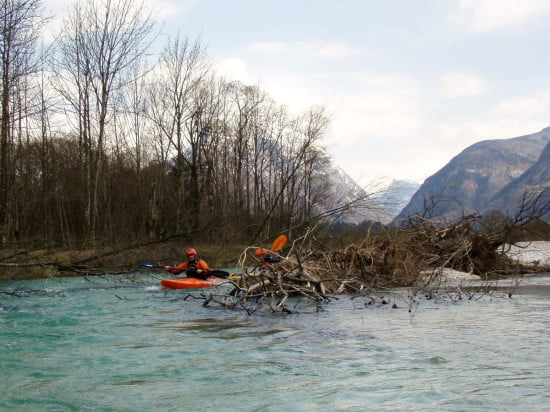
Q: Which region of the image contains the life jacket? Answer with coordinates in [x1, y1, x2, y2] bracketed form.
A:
[170, 259, 210, 277]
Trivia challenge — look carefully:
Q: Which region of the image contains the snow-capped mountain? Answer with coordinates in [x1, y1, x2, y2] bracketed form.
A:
[376, 179, 420, 221]
[320, 163, 373, 224]
[319, 163, 419, 224]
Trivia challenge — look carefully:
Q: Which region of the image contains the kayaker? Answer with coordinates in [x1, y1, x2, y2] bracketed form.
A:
[164, 248, 211, 280]
[254, 248, 282, 269]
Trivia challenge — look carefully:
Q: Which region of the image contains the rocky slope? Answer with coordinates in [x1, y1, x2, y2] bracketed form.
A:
[394, 127, 550, 222]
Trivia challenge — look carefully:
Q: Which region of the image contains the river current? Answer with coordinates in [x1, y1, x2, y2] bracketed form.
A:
[1, 273, 549, 411]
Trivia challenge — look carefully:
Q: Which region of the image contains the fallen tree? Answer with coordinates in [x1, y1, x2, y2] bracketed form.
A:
[199, 207, 550, 314]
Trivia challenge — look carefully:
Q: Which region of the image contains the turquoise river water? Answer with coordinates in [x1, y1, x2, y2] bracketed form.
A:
[1, 272, 549, 411]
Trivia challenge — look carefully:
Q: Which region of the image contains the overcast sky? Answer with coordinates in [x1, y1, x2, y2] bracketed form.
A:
[44, 0, 550, 185]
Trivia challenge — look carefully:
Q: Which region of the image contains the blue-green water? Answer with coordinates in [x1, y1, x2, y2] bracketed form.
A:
[1, 273, 549, 411]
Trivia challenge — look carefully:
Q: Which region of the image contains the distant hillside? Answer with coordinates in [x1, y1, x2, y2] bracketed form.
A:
[486, 140, 550, 220]
[394, 127, 550, 223]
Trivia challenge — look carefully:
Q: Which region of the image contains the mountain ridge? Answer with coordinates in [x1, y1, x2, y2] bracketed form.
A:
[394, 127, 550, 223]
[486, 139, 550, 220]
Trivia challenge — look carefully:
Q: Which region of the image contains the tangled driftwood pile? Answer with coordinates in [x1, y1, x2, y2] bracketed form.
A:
[201, 215, 532, 314]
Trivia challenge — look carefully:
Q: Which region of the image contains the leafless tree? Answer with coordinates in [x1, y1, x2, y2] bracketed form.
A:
[251, 105, 330, 242]
[0, 0, 45, 241]
[52, 0, 155, 239]
[146, 34, 210, 233]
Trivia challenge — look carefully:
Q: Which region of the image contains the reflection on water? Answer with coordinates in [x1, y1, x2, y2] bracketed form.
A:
[1, 274, 549, 411]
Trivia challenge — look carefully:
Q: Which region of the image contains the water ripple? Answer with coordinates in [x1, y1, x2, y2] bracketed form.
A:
[0, 274, 549, 410]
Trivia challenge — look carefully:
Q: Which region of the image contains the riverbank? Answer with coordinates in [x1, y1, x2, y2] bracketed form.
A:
[0, 241, 246, 281]
[503, 241, 550, 267]
[423, 241, 550, 282]
[1, 240, 548, 282]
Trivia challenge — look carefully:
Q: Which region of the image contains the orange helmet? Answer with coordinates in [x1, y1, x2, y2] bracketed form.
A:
[254, 248, 267, 256]
[186, 248, 197, 257]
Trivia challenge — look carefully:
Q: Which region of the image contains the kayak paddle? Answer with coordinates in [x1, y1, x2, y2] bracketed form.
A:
[137, 261, 229, 278]
[137, 261, 164, 269]
[271, 234, 287, 252]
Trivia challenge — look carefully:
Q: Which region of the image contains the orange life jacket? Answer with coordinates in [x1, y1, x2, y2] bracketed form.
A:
[169, 259, 210, 274]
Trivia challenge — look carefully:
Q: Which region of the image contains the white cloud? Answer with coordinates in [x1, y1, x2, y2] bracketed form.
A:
[213, 57, 330, 113]
[214, 57, 257, 84]
[209, 61, 431, 182]
[310, 42, 359, 58]
[451, 0, 550, 32]
[322, 73, 431, 183]
[249, 41, 359, 58]
[330, 96, 422, 147]
[146, 0, 199, 21]
[489, 91, 550, 117]
[249, 42, 289, 54]
[329, 73, 424, 141]
[433, 118, 549, 153]
[438, 71, 490, 97]
[42, 0, 195, 41]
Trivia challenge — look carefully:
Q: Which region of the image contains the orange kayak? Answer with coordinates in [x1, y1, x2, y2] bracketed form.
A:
[160, 277, 223, 290]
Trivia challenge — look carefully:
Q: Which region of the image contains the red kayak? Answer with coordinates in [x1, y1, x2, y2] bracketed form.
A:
[160, 277, 224, 290]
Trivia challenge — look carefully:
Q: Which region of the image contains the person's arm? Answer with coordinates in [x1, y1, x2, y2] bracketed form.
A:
[164, 262, 187, 274]
[196, 260, 211, 274]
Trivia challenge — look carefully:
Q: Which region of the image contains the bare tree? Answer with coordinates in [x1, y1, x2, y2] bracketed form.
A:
[0, 0, 44, 241]
[53, 0, 154, 239]
[251, 105, 330, 242]
[146, 34, 210, 233]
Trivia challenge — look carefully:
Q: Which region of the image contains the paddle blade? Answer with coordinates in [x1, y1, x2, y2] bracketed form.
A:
[137, 261, 163, 269]
[137, 261, 155, 268]
[208, 269, 230, 279]
[271, 234, 287, 251]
